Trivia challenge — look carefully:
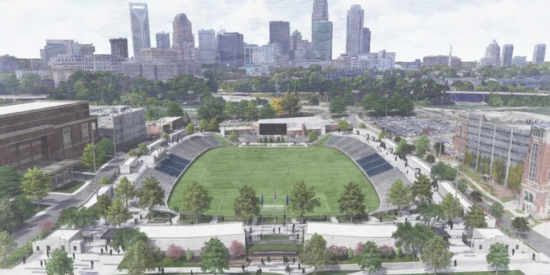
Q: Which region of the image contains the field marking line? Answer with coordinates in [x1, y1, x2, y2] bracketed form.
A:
[321, 195, 331, 211]
[197, 149, 221, 181]
[218, 196, 225, 211]
[330, 152, 351, 182]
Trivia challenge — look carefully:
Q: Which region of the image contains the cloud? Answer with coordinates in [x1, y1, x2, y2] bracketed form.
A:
[0, 0, 546, 61]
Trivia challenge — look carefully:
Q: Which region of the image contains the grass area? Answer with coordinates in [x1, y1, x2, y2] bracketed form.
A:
[154, 256, 202, 268]
[405, 272, 523, 275]
[52, 181, 85, 193]
[250, 93, 274, 98]
[261, 235, 289, 240]
[313, 134, 332, 145]
[215, 134, 234, 147]
[339, 254, 418, 265]
[247, 243, 302, 254]
[168, 147, 380, 216]
[0, 244, 32, 269]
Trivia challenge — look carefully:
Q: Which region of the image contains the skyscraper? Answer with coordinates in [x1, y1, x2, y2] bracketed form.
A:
[290, 30, 303, 60]
[173, 13, 195, 48]
[40, 40, 74, 67]
[110, 38, 129, 58]
[217, 30, 244, 67]
[361, 28, 371, 54]
[199, 29, 217, 64]
[269, 21, 290, 55]
[501, 44, 514, 67]
[479, 40, 500, 67]
[346, 5, 364, 56]
[533, 44, 546, 65]
[312, 21, 333, 61]
[312, 0, 329, 37]
[129, 3, 151, 60]
[156, 32, 171, 49]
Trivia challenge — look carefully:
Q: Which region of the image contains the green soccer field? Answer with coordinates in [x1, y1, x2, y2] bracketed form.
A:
[167, 146, 380, 217]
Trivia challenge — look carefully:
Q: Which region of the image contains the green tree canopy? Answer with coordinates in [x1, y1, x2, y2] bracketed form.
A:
[245, 100, 259, 121]
[137, 177, 165, 211]
[281, 93, 301, 115]
[416, 202, 445, 225]
[386, 179, 413, 211]
[57, 207, 98, 229]
[0, 166, 22, 199]
[186, 123, 195, 135]
[96, 137, 114, 162]
[329, 96, 347, 114]
[223, 101, 236, 119]
[21, 167, 51, 200]
[81, 143, 101, 170]
[299, 233, 330, 274]
[464, 205, 488, 229]
[308, 130, 319, 142]
[290, 180, 321, 218]
[111, 228, 148, 252]
[440, 193, 462, 220]
[119, 240, 155, 275]
[114, 177, 136, 208]
[338, 119, 349, 131]
[0, 199, 15, 231]
[106, 199, 132, 228]
[165, 101, 184, 117]
[433, 142, 446, 156]
[411, 174, 433, 201]
[337, 182, 366, 221]
[200, 237, 230, 274]
[0, 231, 17, 268]
[511, 217, 530, 236]
[357, 241, 382, 274]
[421, 237, 452, 273]
[229, 131, 238, 142]
[96, 194, 112, 219]
[46, 248, 74, 275]
[415, 136, 430, 157]
[259, 103, 276, 119]
[486, 242, 510, 274]
[233, 185, 261, 220]
[430, 162, 456, 181]
[181, 181, 213, 222]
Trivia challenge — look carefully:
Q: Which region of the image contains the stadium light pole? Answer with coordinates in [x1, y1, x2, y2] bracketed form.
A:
[384, 94, 389, 140]
[91, 122, 98, 199]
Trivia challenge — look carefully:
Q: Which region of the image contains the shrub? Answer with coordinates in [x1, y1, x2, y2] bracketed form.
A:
[458, 180, 468, 194]
[153, 247, 165, 261]
[167, 244, 184, 261]
[186, 248, 193, 261]
[308, 130, 319, 142]
[347, 247, 354, 259]
[397, 247, 404, 258]
[277, 136, 281, 143]
[426, 154, 436, 164]
[328, 245, 348, 260]
[98, 177, 110, 186]
[128, 149, 137, 157]
[394, 136, 402, 143]
[39, 219, 54, 232]
[379, 245, 396, 260]
[229, 131, 238, 142]
[354, 242, 364, 255]
[359, 122, 366, 129]
[229, 240, 245, 257]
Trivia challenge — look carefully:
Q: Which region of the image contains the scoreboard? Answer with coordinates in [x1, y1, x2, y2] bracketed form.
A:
[259, 123, 287, 135]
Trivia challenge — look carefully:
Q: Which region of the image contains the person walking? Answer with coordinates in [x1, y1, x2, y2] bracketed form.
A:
[109, 249, 113, 255]
[512, 248, 515, 256]
[533, 253, 536, 261]
[242, 264, 245, 272]
[22, 256, 26, 264]
[72, 252, 75, 260]
[40, 260, 43, 268]
[100, 248, 103, 255]
[91, 261, 94, 269]
[454, 259, 457, 267]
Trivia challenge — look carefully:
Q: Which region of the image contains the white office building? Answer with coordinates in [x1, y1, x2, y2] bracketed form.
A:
[90, 105, 146, 152]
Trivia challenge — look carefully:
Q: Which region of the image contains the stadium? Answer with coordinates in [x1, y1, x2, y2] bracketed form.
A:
[134, 125, 412, 218]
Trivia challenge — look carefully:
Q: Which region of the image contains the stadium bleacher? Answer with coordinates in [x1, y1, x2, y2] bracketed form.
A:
[134, 134, 220, 212]
[326, 135, 412, 212]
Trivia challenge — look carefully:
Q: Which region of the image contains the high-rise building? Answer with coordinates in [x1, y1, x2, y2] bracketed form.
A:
[312, 0, 329, 41]
[422, 55, 461, 69]
[244, 44, 259, 64]
[110, 38, 129, 58]
[140, 48, 179, 62]
[217, 30, 244, 67]
[73, 43, 96, 54]
[501, 44, 514, 67]
[361, 28, 371, 54]
[533, 44, 546, 65]
[256, 44, 278, 66]
[269, 21, 290, 55]
[173, 13, 195, 49]
[312, 21, 333, 61]
[346, 5, 364, 56]
[156, 32, 171, 49]
[290, 30, 303, 61]
[513, 56, 528, 67]
[40, 40, 74, 67]
[129, 3, 151, 60]
[198, 29, 217, 64]
[479, 40, 500, 67]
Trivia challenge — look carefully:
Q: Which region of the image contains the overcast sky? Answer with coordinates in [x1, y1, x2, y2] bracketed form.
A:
[0, 0, 546, 61]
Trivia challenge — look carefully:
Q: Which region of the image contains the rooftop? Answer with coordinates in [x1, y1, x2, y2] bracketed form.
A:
[0, 101, 84, 117]
[137, 223, 244, 238]
[48, 229, 81, 240]
[475, 228, 505, 239]
[305, 222, 396, 238]
[257, 117, 333, 131]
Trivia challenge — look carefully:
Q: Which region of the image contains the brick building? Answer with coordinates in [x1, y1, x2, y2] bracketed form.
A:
[0, 101, 97, 169]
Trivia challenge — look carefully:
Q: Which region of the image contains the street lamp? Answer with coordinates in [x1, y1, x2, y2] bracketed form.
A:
[384, 94, 389, 139]
[91, 122, 98, 198]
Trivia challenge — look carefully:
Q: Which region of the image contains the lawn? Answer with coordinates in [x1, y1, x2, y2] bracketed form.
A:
[52, 181, 85, 193]
[406, 272, 523, 275]
[168, 147, 380, 216]
[247, 243, 302, 254]
[0, 244, 32, 268]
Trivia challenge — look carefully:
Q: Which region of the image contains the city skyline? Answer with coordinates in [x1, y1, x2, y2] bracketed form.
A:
[0, 0, 548, 61]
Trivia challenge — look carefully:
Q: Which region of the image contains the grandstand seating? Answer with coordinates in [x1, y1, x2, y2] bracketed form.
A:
[134, 134, 220, 212]
[326, 135, 412, 212]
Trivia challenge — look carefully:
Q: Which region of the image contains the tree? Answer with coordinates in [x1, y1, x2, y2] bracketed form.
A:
[421, 237, 452, 274]
[329, 96, 347, 114]
[488, 93, 504, 107]
[308, 130, 319, 142]
[259, 104, 276, 119]
[463, 205, 488, 229]
[138, 143, 148, 156]
[458, 179, 468, 194]
[181, 181, 213, 222]
[357, 241, 382, 274]
[433, 142, 446, 156]
[0, 166, 22, 199]
[96, 138, 114, 163]
[486, 243, 510, 274]
[0, 231, 16, 268]
[417, 202, 445, 225]
[198, 95, 226, 121]
[81, 143, 102, 170]
[337, 182, 366, 221]
[208, 118, 219, 131]
[96, 194, 112, 219]
[200, 237, 230, 274]
[235, 100, 249, 119]
[57, 207, 98, 229]
[114, 177, 136, 208]
[338, 119, 349, 131]
[46, 248, 74, 275]
[39, 219, 55, 233]
[182, 111, 191, 125]
[186, 248, 192, 261]
[233, 185, 261, 220]
[396, 140, 414, 156]
[411, 174, 433, 201]
[166, 101, 184, 117]
[0, 199, 15, 231]
[128, 149, 137, 157]
[223, 101, 236, 119]
[269, 97, 283, 116]
[430, 162, 456, 181]
[426, 155, 436, 164]
[107, 199, 132, 228]
[229, 240, 245, 257]
[309, 96, 320, 106]
[167, 244, 184, 261]
[137, 177, 165, 211]
[415, 136, 430, 157]
[290, 180, 321, 219]
[245, 100, 259, 121]
[186, 123, 195, 135]
[99, 177, 110, 186]
[281, 93, 301, 115]
[299, 233, 330, 274]
[11, 195, 35, 224]
[229, 131, 238, 142]
[119, 240, 155, 275]
[392, 222, 435, 260]
[21, 167, 50, 200]
[440, 193, 462, 220]
[470, 190, 483, 203]
[386, 179, 413, 211]
[111, 228, 148, 252]
[489, 202, 505, 221]
[511, 217, 530, 236]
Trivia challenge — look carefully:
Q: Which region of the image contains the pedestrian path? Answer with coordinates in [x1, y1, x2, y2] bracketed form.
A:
[210, 216, 219, 224]
[330, 217, 339, 223]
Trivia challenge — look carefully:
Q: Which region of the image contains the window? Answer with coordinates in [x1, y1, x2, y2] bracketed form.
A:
[36, 246, 40, 251]
[479, 245, 482, 250]
[63, 128, 72, 148]
[529, 194, 534, 203]
[73, 246, 77, 251]
[529, 143, 539, 181]
[516, 245, 519, 249]
[46, 246, 51, 251]
[61, 246, 65, 251]
[81, 123, 89, 143]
